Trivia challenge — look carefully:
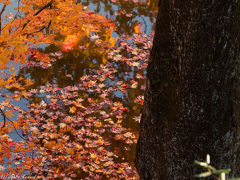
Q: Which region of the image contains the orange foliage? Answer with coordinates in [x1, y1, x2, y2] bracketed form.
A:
[0, 0, 153, 178]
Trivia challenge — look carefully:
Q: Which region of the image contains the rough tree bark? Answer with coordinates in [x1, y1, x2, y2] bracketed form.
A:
[136, 0, 240, 179]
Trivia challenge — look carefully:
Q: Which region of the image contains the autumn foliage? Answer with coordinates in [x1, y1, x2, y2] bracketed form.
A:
[0, 0, 154, 179]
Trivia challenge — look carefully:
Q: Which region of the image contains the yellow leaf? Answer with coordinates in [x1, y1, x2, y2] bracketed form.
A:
[73, 101, 84, 109]
[65, 116, 71, 123]
[102, 56, 107, 63]
[76, 144, 82, 150]
[5, 110, 13, 118]
[56, 168, 60, 173]
[97, 139, 103, 145]
[50, 133, 58, 139]
[131, 82, 138, 89]
[90, 153, 96, 159]
[147, 0, 151, 6]
[8, 165, 15, 174]
[4, 0, 11, 5]
[116, 170, 123, 174]
[108, 37, 115, 47]
[21, 91, 29, 99]
[133, 23, 142, 34]
[95, 122, 102, 128]
[39, 163, 44, 167]
[2, 134, 8, 141]
[96, 169, 103, 173]
[69, 106, 76, 113]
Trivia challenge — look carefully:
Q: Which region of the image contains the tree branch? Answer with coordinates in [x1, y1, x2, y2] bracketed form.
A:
[0, 109, 6, 128]
[13, 0, 21, 21]
[1, 0, 22, 33]
[22, 0, 53, 30]
[26, 19, 52, 37]
[0, 4, 7, 34]
[0, 109, 26, 140]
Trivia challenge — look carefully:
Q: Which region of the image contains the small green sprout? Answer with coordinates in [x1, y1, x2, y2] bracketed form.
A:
[194, 154, 240, 180]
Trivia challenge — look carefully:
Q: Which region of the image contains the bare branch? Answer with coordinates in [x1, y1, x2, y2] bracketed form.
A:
[13, 0, 21, 21]
[0, 4, 7, 34]
[0, 109, 6, 128]
[0, 4, 6, 16]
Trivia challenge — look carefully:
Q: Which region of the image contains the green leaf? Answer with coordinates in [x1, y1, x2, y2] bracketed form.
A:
[214, 169, 231, 175]
[194, 160, 209, 167]
[194, 160, 216, 171]
[194, 171, 212, 178]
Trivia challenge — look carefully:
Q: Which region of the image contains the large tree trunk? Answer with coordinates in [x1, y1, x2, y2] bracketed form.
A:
[135, 0, 240, 179]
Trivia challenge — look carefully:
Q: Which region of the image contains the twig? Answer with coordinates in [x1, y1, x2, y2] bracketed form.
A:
[1, 0, 22, 32]
[0, 4, 7, 34]
[22, 0, 53, 31]
[12, 0, 21, 23]
[0, 109, 26, 140]
[0, 109, 6, 128]
[0, 4, 6, 16]
[26, 26, 45, 38]
[14, 0, 21, 20]
[26, 19, 51, 37]
[46, 19, 51, 33]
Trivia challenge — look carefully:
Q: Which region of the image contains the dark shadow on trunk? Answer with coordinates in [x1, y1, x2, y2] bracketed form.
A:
[136, 0, 240, 179]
